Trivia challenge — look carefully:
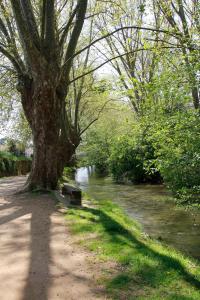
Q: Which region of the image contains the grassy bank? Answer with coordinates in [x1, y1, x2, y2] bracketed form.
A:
[65, 195, 200, 299]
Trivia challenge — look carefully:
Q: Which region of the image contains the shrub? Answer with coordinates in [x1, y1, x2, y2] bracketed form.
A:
[148, 111, 200, 203]
[109, 133, 161, 183]
[0, 151, 31, 177]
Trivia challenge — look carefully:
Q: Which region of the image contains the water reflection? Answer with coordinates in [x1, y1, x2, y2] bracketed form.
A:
[75, 167, 200, 260]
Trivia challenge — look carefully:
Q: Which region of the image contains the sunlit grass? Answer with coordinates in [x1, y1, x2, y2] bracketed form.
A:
[65, 195, 200, 299]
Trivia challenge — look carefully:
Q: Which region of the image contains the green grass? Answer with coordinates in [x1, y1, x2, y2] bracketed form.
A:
[65, 195, 200, 300]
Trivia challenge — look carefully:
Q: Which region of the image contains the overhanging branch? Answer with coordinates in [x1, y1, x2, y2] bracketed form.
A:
[20, 0, 40, 48]
[44, 0, 56, 57]
[80, 99, 111, 135]
[59, 4, 78, 48]
[62, 0, 88, 80]
[69, 46, 182, 84]
[0, 45, 22, 75]
[70, 25, 182, 61]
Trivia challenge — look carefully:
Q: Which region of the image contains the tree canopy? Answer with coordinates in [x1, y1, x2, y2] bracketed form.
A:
[0, 0, 199, 192]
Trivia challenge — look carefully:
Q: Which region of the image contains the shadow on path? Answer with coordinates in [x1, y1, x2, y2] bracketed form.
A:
[0, 177, 104, 300]
[0, 177, 55, 299]
[22, 195, 54, 300]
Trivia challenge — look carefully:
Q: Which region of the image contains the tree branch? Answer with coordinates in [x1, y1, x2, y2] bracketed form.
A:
[0, 45, 22, 75]
[70, 25, 182, 61]
[10, 0, 39, 64]
[69, 46, 182, 84]
[59, 4, 78, 49]
[20, 0, 40, 48]
[0, 4, 25, 73]
[62, 0, 88, 81]
[40, 0, 46, 41]
[80, 99, 111, 135]
[44, 0, 56, 60]
[0, 17, 11, 43]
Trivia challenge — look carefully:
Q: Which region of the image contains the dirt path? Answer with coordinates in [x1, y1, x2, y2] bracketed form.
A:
[0, 176, 106, 300]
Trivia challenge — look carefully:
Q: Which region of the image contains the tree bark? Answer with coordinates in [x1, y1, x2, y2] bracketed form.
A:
[192, 86, 199, 110]
[20, 72, 74, 191]
[0, 0, 88, 191]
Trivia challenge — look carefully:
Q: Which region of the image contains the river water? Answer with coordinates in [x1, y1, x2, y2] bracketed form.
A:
[75, 167, 200, 260]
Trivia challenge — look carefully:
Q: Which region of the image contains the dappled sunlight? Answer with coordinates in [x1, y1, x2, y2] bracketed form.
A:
[0, 0, 199, 298]
[0, 176, 28, 195]
[0, 177, 105, 300]
[76, 167, 200, 260]
[66, 201, 200, 299]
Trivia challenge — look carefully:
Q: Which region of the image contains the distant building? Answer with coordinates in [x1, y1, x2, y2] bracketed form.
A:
[25, 147, 33, 157]
[0, 138, 33, 157]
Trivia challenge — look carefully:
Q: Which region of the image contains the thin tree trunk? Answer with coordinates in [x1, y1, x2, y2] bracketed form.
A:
[192, 86, 199, 110]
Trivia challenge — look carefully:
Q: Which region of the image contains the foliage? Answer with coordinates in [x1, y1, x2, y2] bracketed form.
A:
[0, 151, 31, 177]
[84, 128, 111, 175]
[0, 0, 199, 193]
[60, 166, 76, 184]
[82, 102, 161, 183]
[82, 42, 200, 204]
[7, 139, 18, 156]
[65, 196, 200, 299]
[83, 106, 200, 203]
[147, 111, 200, 204]
[12, 111, 32, 147]
[109, 131, 161, 183]
[82, 102, 133, 174]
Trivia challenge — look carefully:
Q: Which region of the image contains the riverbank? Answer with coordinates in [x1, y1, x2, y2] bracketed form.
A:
[65, 194, 200, 299]
[75, 167, 200, 259]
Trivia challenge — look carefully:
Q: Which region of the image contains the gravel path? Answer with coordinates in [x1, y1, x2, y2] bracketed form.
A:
[0, 176, 106, 300]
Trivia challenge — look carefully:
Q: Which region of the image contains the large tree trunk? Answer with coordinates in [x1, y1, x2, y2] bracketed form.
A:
[0, 0, 88, 191]
[20, 73, 73, 191]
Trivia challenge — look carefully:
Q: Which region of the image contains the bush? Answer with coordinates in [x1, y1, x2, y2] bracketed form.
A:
[148, 111, 200, 203]
[84, 130, 110, 175]
[0, 151, 31, 177]
[109, 133, 161, 183]
[61, 166, 76, 182]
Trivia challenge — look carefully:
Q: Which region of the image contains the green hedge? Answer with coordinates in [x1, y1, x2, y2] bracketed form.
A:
[0, 151, 31, 177]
